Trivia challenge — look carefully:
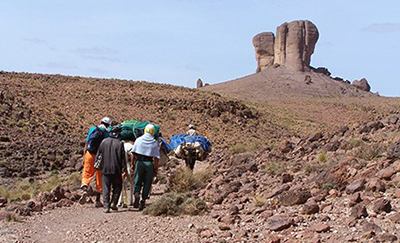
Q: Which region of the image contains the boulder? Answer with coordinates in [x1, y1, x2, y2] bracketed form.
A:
[373, 199, 392, 213]
[352, 78, 371, 92]
[302, 199, 319, 214]
[312, 223, 330, 233]
[345, 179, 365, 194]
[362, 221, 382, 233]
[266, 214, 294, 231]
[366, 178, 386, 192]
[350, 204, 368, 219]
[280, 187, 311, 206]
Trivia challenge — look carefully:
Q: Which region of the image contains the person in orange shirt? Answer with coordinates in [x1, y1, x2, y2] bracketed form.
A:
[80, 117, 111, 207]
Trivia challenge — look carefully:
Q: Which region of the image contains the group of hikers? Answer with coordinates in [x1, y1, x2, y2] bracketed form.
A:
[79, 117, 200, 213]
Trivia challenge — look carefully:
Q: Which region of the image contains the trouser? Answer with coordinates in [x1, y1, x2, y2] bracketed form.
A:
[133, 161, 154, 201]
[81, 151, 102, 192]
[102, 174, 123, 208]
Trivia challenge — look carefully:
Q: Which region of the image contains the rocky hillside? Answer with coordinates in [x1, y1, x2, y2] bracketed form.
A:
[1, 71, 400, 242]
[0, 71, 264, 182]
[198, 115, 400, 242]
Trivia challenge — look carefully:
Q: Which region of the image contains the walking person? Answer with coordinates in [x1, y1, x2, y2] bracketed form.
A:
[95, 126, 126, 213]
[80, 117, 111, 207]
[131, 124, 160, 210]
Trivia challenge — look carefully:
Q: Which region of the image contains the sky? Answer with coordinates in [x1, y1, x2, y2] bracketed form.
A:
[0, 1, 399, 96]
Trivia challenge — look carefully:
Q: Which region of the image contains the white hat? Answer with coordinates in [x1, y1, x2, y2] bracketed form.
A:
[101, 117, 111, 125]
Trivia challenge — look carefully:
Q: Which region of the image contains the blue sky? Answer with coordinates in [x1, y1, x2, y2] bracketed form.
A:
[0, 1, 399, 96]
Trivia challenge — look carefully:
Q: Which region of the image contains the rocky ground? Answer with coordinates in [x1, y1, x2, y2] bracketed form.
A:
[0, 181, 223, 243]
[2, 72, 400, 242]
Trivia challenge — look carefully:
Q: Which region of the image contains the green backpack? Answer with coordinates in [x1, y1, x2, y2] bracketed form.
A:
[119, 120, 139, 141]
[134, 121, 161, 139]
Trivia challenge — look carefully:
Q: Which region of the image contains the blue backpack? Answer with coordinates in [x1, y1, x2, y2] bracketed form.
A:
[86, 127, 105, 154]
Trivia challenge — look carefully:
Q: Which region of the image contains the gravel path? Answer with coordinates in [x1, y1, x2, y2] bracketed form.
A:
[1, 204, 220, 243]
[0, 162, 222, 243]
[0, 183, 223, 243]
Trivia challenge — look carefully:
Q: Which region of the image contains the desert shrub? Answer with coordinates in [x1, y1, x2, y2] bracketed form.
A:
[40, 176, 63, 192]
[317, 151, 327, 163]
[229, 141, 261, 155]
[0, 187, 10, 199]
[5, 213, 21, 222]
[262, 160, 286, 176]
[229, 143, 247, 154]
[0, 160, 6, 167]
[304, 160, 329, 175]
[168, 166, 211, 193]
[352, 143, 386, 161]
[251, 194, 266, 207]
[349, 138, 363, 149]
[67, 172, 81, 189]
[143, 192, 206, 216]
[320, 182, 337, 191]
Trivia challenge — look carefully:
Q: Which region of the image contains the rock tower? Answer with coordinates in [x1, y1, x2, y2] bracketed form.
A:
[253, 20, 319, 72]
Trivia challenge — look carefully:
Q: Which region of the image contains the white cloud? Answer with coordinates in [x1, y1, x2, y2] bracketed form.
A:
[46, 62, 80, 70]
[362, 23, 400, 33]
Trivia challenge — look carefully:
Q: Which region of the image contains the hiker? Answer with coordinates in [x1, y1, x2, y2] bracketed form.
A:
[131, 124, 160, 210]
[80, 117, 111, 207]
[95, 126, 126, 213]
[186, 124, 197, 136]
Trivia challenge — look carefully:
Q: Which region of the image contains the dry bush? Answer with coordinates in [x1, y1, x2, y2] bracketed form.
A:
[5, 213, 21, 222]
[229, 141, 261, 155]
[304, 159, 330, 175]
[67, 172, 81, 189]
[168, 166, 211, 193]
[251, 194, 266, 207]
[229, 143, 247, 154]
[143, 192, 206, 216]
[317, 151, 327, 163]
[352, 143, 386, 161]
[261, 160, 287, 176]
[0, 175, 64, 203]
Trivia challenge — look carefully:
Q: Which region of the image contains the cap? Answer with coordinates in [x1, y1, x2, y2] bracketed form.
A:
[101, 117, 111, 125]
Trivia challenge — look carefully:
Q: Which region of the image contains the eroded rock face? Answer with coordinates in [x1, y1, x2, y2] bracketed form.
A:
[253, 20, 319, 72]
[253, 32, 275, 73]
[352, 78, 371, 92]
[197, 78, 203, 88]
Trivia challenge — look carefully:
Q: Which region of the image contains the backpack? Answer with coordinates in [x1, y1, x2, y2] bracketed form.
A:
[133, 121, 161, 139]
[86, 126, 105, 154]
[119, 120, 138, 141]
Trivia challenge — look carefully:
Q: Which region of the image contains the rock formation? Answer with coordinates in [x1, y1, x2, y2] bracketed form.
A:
[352, 78, 371, 92]
[196, 78, 203, 88]
[253, 20, 319, 72]
[252, 32, 275, 73]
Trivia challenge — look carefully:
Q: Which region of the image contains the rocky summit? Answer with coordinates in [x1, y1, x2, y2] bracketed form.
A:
[253, 20, 319, 72]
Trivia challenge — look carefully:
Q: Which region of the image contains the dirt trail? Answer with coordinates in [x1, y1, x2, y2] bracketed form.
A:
[0, 162, 218, 243]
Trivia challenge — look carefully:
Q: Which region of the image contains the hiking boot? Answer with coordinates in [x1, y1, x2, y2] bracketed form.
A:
[110, 203, 118, 211]
[139, 200, 145, 211]
[94, 193, 103, 208]
[103, 207, 110, 213]
[79, 194, 87, 205]
[79, 189, 88, 205]
[133, 192, 140, 209]
[95, 200, 103, 208]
